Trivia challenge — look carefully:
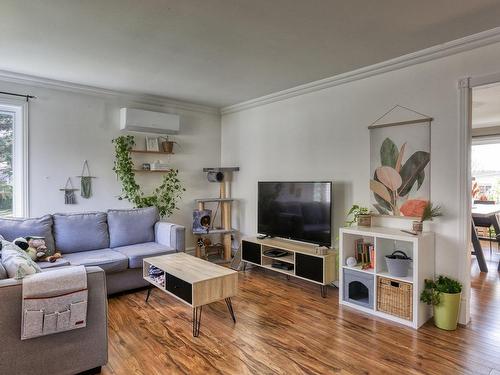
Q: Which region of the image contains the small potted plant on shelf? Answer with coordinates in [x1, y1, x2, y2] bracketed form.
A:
[412, 202, 442, 233]
[159, 136, 178, 154]
[420, 275, 462, 330]
[346, 205, 372, 227]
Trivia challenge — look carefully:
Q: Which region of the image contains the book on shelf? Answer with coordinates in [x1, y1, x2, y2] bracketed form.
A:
[369, 244, 375, 269]
[354, 239, 374, 269]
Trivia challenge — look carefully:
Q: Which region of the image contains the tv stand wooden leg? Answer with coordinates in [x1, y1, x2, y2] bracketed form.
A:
[320, 285, 327, 298]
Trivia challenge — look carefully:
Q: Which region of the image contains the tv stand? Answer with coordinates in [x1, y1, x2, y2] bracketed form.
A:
[241, 237, 337, 297]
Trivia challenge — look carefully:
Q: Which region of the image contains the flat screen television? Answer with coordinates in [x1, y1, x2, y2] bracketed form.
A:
[258, 181, 332, 247]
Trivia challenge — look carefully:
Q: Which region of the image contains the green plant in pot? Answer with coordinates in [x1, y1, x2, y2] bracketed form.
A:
[412, 202, 442, 232]
[420, 275, 462, 330]
[112, 135, 185, 217]
[346, 205, 372, 227]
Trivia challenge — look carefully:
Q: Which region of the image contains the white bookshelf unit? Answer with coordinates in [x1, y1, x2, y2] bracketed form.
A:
[339, 226, 435, 329]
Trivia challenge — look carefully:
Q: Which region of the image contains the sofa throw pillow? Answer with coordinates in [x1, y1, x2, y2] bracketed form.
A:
[1, 240, 42, 279]
[108, 207, 159, 248]
[0, 215, 55, 252]
[53, 212, 109, 253]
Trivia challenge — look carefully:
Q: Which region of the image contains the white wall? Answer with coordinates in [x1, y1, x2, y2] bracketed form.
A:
[0, 80, 221, 248]
[221, 40, 500, 320]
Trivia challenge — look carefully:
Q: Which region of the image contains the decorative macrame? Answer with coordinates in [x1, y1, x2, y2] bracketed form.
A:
[77, 160, 95, 199]
[59, 178, 79, 204]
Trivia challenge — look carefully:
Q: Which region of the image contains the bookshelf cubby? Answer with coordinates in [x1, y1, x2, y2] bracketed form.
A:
[339, 226, 435, 329]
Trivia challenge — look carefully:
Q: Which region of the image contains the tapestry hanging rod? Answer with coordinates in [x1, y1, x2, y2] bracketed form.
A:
[0, 91, 36, 101]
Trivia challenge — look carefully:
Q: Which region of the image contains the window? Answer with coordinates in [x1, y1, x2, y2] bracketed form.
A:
[0, 99, 27, 217]
[471, 139, 500, 203]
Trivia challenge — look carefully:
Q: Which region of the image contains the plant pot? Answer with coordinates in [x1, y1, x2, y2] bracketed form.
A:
[433, 292, 461, 330]
[412, 220, 423, 233]
[358, 214, 372, 227]
[161, 141, 175, 154]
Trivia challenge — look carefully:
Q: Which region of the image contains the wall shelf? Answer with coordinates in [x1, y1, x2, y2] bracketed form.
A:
[132, 169, 171, 173]
[130, 150, 174, 155]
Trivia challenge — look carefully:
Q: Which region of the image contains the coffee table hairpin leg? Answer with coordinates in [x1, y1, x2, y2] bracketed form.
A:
[145, 286, 153, 303]
[225, 298, 236, 323]
[192, 306, 203, 337]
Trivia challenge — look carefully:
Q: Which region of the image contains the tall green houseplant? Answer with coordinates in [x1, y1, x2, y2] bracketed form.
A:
[112, 135, 185, 218]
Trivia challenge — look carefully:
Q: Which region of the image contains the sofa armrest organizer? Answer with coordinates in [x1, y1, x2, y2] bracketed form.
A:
[0, 266, 108, 375]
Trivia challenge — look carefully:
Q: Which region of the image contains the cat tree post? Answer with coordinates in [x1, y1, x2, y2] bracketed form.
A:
[220, 180, 232, 261]
[194, 167, 239, 262]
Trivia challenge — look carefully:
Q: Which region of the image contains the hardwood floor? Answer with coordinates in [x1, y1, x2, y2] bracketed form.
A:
[103, 261, 500, 375]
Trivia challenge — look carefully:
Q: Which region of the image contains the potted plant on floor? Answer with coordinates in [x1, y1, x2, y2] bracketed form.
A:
[346, 205, 372, 227]
[420, 275, 463, 330]
[411, 202, 442, 233]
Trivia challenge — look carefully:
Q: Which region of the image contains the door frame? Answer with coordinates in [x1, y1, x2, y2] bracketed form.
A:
[458, 72, 500, 325]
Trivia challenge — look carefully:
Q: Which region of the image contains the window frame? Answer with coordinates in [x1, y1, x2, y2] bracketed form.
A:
[0, 97, 29, 217]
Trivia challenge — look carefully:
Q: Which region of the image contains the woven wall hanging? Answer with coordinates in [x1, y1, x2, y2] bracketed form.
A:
[77, 160, 96, 199]
[59, 178, 79, 204]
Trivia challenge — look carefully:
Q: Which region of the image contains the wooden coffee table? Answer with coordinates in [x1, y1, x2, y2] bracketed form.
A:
[143, 252, 238, 337]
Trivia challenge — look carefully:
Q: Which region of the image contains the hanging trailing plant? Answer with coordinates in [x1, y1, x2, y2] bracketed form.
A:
[112, 135, 185, 218]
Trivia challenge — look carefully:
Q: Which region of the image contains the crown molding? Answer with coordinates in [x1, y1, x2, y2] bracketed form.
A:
[221, 27, 500, 115]
[0, 69, 220, 115]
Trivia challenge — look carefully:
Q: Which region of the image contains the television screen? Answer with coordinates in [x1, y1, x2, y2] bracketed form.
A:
[258, 181, 332, 246]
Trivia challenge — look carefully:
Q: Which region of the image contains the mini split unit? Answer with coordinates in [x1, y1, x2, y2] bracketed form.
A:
[119, 108, 180, 134]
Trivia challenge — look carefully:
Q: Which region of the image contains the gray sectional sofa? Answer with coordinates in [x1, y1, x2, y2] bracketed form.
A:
[0, 207, 186, 294]
[0, 207, 185, 375]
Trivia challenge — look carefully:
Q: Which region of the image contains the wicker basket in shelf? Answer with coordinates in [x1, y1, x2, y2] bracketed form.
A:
[377, 276, 413, 321]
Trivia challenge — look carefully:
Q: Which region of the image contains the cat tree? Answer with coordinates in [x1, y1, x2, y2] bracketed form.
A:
[194, 167, 239, 261]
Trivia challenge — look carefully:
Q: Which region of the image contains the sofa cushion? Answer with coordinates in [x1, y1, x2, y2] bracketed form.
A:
[62, 249, 128, 273]
[1, 240, 42, 279]
[0, 215, 55, 253]
[53, 212, 109, 253]
[114, 242, 176, 269]
[108, 207, 159, 248]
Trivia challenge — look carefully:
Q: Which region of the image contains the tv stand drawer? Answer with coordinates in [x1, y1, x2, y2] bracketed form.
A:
[242, 240, 262, 265]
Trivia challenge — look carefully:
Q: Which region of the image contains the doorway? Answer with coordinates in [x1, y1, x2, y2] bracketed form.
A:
[471, 82, 500, 273]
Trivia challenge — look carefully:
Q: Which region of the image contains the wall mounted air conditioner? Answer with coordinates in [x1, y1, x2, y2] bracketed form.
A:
[120, 108, 180, 134]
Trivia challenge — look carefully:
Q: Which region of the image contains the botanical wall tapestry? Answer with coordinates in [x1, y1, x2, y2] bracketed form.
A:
[369, 110, 431, 218]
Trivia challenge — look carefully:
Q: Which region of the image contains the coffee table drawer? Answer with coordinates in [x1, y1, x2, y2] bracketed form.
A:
[166, 273, 192, 304]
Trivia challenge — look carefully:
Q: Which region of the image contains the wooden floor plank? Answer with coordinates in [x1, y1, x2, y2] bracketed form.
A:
[103, 256, 500, 375]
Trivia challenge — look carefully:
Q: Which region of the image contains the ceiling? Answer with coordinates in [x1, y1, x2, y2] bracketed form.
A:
[473, 83, 500, 128]
[2, 1, 500, 108]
